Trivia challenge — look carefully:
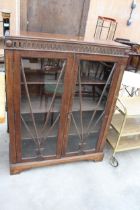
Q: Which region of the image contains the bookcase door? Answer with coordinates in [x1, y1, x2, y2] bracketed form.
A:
[64, 57, 116, 156]
[14, 51, 73, 162]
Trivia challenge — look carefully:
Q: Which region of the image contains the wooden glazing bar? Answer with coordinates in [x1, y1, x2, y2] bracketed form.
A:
[71, 113, 82, 140]
[42, 113, 60, 140]
[94, 111, 104, 128]
[21, 61, 42, 156]
[86, 63, 116, 136]
[78, 68, 84, 148]
[21, 115, 37, 144]
[41, 61, 66, 133]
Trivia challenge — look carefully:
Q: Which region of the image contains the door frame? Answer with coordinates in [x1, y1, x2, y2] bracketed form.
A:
[61, 53, 127, 157]
[13, 50, 75, 162]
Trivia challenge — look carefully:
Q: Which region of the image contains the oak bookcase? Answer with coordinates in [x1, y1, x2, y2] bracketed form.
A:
[4, 32, 129, 174]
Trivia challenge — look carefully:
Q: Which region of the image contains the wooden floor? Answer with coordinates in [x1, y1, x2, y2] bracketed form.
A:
[0, 72, 5, 123]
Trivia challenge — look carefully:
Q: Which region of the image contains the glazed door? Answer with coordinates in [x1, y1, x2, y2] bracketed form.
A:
[14, 51, 73, 162]
[63, 57, 116, 156]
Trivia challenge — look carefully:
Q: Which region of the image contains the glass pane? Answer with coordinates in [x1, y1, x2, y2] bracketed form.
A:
[66, 60, 115, 155]
[20, 57, 66, 160]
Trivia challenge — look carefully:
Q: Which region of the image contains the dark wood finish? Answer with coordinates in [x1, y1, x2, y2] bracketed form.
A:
[20, 0, 90, 36]
[115, 39, 140, 73]
[5, 50, 16, 163]
[10, 152, 104, 175]
[4, 32, 130, 174]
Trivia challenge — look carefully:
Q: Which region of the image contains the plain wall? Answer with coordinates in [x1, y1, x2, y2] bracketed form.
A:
[85, 0, 140, 42]
[0, 0, 140, 42]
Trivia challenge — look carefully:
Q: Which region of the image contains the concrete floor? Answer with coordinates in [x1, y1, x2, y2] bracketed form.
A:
[0, 120, 140, 210]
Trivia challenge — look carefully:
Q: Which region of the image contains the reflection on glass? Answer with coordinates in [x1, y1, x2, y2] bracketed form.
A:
[66, 60, 115, 154]
[20, 57, 66, 159]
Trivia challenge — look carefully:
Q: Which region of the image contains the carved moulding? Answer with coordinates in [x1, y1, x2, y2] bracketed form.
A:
[4, 38, 129, 57]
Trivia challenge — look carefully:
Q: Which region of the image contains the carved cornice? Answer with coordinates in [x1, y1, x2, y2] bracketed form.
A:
[4, 38, 129, 57]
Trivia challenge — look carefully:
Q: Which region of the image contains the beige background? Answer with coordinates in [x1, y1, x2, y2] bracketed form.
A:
[0, 0, 140, 42]
[85, 0, 140, 42]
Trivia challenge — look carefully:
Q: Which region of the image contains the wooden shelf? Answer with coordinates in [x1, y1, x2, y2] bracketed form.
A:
[21, 113, 101, 139]
[21, 66, 62, 84]
[21, 72, 107, 85]
[21, 96, 104, 114]
[111, 114, 140, 136]
[21, 121, 58, 139]
[72, 97, 104, 112]
[21, 80, 107, 85]
[21, 96, 61, 114]
[21, 73, 62, 84]
[107, 129, 140, 152]
[80, 78, 106, 85]
[24, 66, 61, 72]
[21, 80, 63, 85]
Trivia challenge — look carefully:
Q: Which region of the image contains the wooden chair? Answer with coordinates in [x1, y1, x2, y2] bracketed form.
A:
[94, 16, 117, 40]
